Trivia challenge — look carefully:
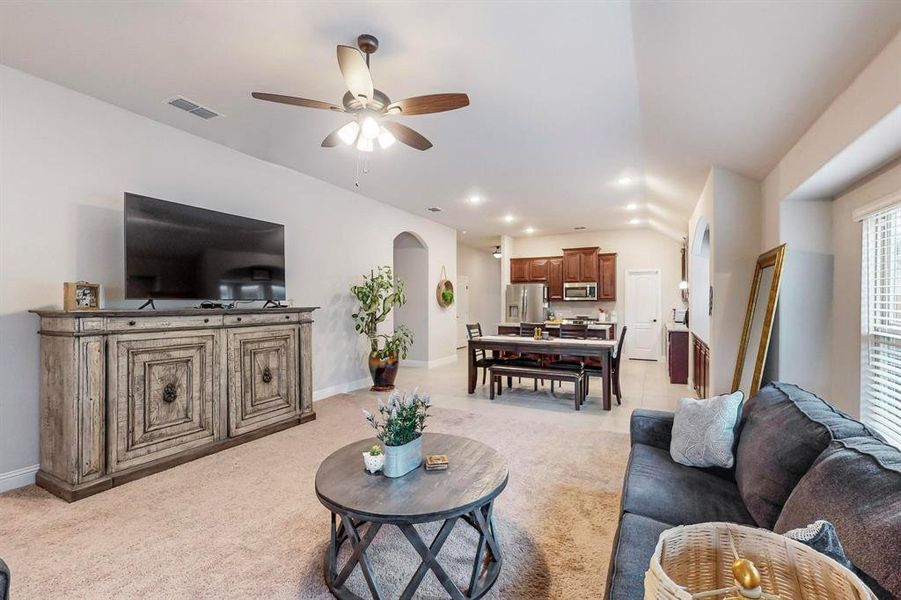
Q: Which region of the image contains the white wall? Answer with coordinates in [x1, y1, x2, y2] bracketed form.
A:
[831, 159, 901, 416]
[393, 233, 430, 363]
[710, 167, 762, 394]
[0, 65, 457, 484]
[456, 243, 501, 334]
[762, 30, 901, 250]
[511, 228, 685, 356]
[689, 171, 715, 345]
[775, 199, 834, 399]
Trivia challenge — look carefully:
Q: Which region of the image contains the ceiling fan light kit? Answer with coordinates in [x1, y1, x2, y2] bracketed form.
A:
[252, 33, 470, 185]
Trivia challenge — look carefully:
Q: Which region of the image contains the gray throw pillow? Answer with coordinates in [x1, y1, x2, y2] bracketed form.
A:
[670, 391, 743, 468]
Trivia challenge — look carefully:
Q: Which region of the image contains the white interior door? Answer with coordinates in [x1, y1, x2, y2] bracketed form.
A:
[456, 275, 471, 348]
[625, 269, 661, 360]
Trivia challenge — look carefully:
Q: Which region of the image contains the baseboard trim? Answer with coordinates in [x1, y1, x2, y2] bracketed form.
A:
[402, 355, 458, 369]
[0, 464, 39, 493]
[313, 377, 371, 401]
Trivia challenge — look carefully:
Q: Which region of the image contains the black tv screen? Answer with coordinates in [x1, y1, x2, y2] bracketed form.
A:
[125, 193, 286, 301]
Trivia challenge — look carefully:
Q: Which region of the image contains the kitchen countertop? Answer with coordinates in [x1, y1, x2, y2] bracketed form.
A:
[499, 321, 615, 330]
[664, 322, 689, 332]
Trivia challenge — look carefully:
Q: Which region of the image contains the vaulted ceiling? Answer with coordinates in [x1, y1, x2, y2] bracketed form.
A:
[1, 1, 899, 244]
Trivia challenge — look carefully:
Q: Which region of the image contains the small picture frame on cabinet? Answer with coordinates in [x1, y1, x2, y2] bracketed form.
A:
[63, 281, 101, 311]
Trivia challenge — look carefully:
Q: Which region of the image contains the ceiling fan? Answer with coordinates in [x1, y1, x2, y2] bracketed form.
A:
[252, 34, 470, 152]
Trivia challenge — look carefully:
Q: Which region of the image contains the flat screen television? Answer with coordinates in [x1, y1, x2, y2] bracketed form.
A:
[125, 193, 286, 301]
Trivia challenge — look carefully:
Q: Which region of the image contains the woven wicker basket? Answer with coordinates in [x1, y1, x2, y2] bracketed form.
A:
[645, 522, 876, 599]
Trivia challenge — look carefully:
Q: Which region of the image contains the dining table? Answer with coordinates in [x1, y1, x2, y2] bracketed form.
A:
[467, 335, 618, 410]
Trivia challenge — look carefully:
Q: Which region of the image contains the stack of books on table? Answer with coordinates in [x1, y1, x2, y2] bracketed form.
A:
[425, 454, 449, 471]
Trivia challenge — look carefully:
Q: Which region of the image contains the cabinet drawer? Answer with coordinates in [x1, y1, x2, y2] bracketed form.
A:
[227, 326, 299, 436]
[108, 315, 223, 331]
[223, 312, 298, 327]
[108, 331, 220, 471]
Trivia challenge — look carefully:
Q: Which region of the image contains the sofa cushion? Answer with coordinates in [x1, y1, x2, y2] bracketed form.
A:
[774, 437, 901, 599]
[606, 512, 671, 600]
[734, 383, 874, 528]
[623, 443, 756, 526]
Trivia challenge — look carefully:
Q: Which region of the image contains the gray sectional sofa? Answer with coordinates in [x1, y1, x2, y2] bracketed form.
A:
[604, 382, 901, 600]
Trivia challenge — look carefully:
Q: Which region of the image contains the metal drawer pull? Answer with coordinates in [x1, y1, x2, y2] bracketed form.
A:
[236, 317, 242, 322]
[162, 383, 178, 403]
[129, 320, 136, 326]
[262, 367, 273, 383]
[204, 318, 209, 323]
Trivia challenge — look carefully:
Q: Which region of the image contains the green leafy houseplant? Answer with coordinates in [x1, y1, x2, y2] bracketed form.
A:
[441, 288, 454, 305]
[362, 390, 431, 447]
[351, 266, 414, 360]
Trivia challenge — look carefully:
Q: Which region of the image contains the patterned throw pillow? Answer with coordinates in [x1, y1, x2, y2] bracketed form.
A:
[670, 391, 744, 468]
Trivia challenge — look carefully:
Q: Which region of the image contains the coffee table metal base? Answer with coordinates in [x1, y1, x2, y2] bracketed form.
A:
[324, 500, 502, 600]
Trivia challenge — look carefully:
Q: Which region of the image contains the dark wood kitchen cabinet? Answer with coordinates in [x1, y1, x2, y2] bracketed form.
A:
[529, 257, 549, 281]
[510, 258, 531, 283]
[563, 247, 599, 283]
[510, 257, 557, 284]
[548, 257, 564, 300]
[598, 252, 617, 300]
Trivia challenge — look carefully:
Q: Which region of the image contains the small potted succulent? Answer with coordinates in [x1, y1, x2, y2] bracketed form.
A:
[362, 390, 431, 478]
[362, 444, 384, 474]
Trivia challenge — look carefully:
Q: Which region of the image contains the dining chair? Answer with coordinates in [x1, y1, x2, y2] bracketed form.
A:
[585, 326, 627, 405]
[466, 323, 499, 386]
[547, 323, 588, 395]
[515, 322, 547, 389]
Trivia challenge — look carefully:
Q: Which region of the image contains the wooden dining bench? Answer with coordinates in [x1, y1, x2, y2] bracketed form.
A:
[488, 363, 585, 410]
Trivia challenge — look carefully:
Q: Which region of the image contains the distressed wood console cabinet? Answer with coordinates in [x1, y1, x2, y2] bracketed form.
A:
[30, 307, 317, 501]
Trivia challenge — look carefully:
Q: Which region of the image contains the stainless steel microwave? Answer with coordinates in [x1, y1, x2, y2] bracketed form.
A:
[563, 282, 598, 301]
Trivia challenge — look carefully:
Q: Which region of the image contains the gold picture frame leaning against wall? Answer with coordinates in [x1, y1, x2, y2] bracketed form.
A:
[732, 244, 787, 397]
[63, 281, 101, 311]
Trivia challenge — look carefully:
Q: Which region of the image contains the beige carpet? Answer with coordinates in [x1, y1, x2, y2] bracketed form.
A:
[0, 390, 631, 599]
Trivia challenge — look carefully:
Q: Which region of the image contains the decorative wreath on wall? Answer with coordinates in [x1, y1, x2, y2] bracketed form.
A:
[436, 266, 455, 308]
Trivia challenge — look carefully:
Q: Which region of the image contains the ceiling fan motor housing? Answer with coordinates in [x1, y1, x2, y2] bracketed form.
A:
[357, 34, 379, 54]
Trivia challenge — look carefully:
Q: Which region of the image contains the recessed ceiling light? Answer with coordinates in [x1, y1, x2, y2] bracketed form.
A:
[626, 203, 638, 210]
[524, 227, 535, 234]
[618, 177, 633, 185]
[503, 214, 515, 223]
[427, 207, 443, 213]
[573, 226, 587, 231]
[461, 230, 467, 235]
[468, 195, 481, 204]
[629, 218, 641, 225]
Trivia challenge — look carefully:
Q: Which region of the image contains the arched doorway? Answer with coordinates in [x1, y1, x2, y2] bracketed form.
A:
[393, 232, 429, 363]
[690, 218, 711, 342]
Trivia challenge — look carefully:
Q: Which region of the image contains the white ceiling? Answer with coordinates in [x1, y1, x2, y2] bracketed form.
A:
[1, 1, 899, 245]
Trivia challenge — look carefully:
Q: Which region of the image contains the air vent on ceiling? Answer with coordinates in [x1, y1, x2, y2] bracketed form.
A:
[167, 96, 222, 119]
[427, 207, 443, 213]
[573, 226, 587, 230]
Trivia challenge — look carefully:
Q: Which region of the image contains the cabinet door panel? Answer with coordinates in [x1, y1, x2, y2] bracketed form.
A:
[599, 253, 617, 299]
[227, 326, 299, 436]
[580, 250, 599, 282]
[109, 331, 219, 471]
[510, 258, 530, 283]
[563, 251, 581, 282]
[529, 258, 549, 281]
[548, 257, 564, 300]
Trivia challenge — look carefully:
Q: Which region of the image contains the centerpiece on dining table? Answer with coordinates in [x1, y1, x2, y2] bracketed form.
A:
[362, 390, 431, 477]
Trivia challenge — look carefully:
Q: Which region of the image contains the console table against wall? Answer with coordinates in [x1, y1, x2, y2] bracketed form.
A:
[30, 307, 318, 501]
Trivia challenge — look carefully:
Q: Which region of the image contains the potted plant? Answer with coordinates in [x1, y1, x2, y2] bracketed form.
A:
[351, 266, 414, 391]
[362, 390, 431, 478]
[362, 445, 384, 474]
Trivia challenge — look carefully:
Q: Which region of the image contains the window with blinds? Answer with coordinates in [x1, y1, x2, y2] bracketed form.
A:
[861, 201, 901, 448]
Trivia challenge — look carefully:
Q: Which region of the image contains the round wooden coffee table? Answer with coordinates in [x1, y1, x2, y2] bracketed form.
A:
[315, 433, 508, 600]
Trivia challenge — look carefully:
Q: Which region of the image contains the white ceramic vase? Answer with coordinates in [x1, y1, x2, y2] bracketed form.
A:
[362, 451, 385, 474]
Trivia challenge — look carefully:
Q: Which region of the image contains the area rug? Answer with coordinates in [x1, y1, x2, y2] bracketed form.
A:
[0, 390, 631, 599]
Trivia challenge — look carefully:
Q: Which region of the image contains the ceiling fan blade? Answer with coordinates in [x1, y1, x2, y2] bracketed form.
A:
[337, 45, 374, 105]
[382, 121, 433, 151]
[385, 93, 470, 116]
[321, 125, 345, 148]
[251, 92, 343, 112]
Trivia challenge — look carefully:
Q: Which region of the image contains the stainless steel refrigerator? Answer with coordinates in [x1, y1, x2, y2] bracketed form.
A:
[505, 283, 548, 323]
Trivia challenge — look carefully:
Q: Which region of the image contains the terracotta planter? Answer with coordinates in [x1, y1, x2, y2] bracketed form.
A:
[368, 353, 399, 391]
